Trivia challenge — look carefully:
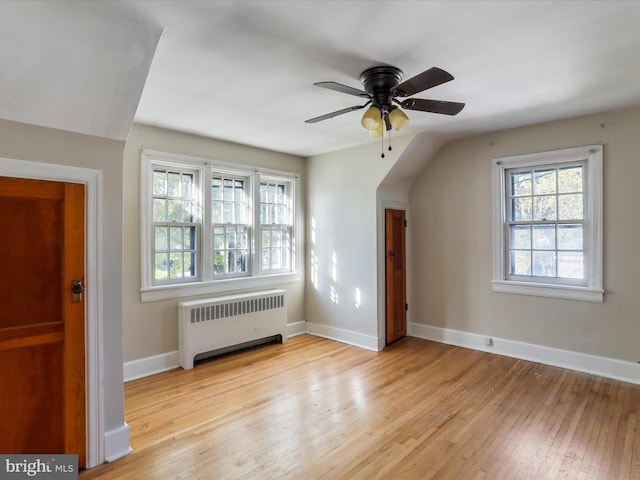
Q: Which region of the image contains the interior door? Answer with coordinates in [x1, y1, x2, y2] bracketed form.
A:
[0, 176, 86, 467]
[385, 208, 406, 344]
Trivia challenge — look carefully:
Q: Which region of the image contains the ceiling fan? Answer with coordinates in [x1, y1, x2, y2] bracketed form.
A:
[305, 65, 465, 137]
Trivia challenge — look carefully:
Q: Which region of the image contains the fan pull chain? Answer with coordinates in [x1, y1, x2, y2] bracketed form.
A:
[381, 133, 385, 158]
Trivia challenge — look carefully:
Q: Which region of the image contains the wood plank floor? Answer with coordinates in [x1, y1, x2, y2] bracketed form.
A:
[80, 335, 640, 479]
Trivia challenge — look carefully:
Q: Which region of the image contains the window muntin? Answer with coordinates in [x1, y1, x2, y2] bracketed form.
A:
[492, 145, 603, 302]
[505, 163, 586, 285]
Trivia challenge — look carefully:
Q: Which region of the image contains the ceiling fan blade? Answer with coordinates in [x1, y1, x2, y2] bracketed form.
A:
[400, 98, 465, 116]
[314, 81, 370, 98]
[392, 67, 454, 97]
[304, 104, 367, 124]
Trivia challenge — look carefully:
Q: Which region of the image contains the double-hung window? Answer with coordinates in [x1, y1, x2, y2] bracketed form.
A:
[141, 150, 299, 301]
[492, 145, 603, 302]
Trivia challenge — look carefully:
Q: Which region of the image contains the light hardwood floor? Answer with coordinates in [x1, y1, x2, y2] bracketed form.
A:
[80, 335, 640, 479]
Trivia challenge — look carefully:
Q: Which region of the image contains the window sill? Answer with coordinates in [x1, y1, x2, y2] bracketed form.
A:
[140, 272, 301, 303]
[491, 280, 603, 303]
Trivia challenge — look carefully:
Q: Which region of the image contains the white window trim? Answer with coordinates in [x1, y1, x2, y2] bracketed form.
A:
[491, 145, 603, 302]
[140, 149, 301, 302]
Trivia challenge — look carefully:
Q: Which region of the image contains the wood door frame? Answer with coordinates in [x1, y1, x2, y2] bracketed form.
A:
[0, 157, 104, 468]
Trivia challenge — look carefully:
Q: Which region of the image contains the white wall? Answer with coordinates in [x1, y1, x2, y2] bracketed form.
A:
[122, 124, 306, 364]
[408, 106, 640, 364]
[305, 140, 400, 349]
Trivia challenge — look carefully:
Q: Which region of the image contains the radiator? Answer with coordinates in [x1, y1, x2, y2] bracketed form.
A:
[178, 289, 287, 370]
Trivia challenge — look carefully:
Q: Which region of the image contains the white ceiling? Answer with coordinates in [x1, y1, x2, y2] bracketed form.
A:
[1, 1, 640, 157]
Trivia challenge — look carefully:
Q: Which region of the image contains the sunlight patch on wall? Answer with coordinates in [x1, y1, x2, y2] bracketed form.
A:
[330, 285, 340, 304]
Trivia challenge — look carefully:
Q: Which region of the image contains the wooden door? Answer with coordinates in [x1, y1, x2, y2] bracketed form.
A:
[385, 209, 406, 344]
[0, 177, 86, 467]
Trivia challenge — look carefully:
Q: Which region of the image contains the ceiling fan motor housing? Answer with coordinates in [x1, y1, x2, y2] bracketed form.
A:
[360, 66, 403, 112]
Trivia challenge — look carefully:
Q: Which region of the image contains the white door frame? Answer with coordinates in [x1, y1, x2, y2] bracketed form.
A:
[0, 157, 104, 467]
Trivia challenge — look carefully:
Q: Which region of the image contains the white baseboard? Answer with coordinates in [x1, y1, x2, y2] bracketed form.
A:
[123, 350, 180, 382]
[306, 321, 381, 352]
[124, 323, 312, 382]
[104, 423, 132, 463]
[408, 322, 639, 385]
[287, 320, 308, 337]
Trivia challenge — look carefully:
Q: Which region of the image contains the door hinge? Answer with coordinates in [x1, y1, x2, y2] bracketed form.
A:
[405, 303, 408, 311]
[404, 219, 407, 227]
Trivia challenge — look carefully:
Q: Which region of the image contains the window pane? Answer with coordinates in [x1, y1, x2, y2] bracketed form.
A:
[169, 252, 183, 277]
[167, 200, 181, 222]
[558, 252, 584, 279]
[223, 179, 233, 200]
[168, 173, 181, 197]
[154, 253, 168, 280]
[511, 197, 532, 221]
[532, 251, 556, 277]
[213, 228, 225, 249]
[271, 229, 282, 247]
[184, 252, 195, 278]
[182, 200, 194, 222]
[227, 229, 236, 249]
[277, 185, 285, 203]
[214, 251, 224, 273]
[235, 203, 244, 223]
[170, 227, 183, 250]
[511, 172, 532, 196]
[260, 184, 267, 203]
[271, 249, 281, 269]
[558, 166, 582, 193]
[558, 224, 583, 250]
[236, 251, 247, 272]
[212, 201, 223, 223]
[237, 228, 248, 249]
[182, 173, 193, 198]
[153, 198, 166, 222]
[260, 204, 267, 224]
[510, 251, 531, 276]
[533, 195, 556, 221]
[510, 225, 531, 249]
[234, 181, 244, 201]
[223, 202, 233, 222]
[153, 170, 167, 196]
[212, 178, 222, 200]
[533, 225, 555, 250]
[155, 226, 168, 251]
[262, 248, 270, 268]
[277, 205, 286, 223]
[533, 169, 556, 195]
[558, 194, 583, 220]
[185, 227, 196, 250]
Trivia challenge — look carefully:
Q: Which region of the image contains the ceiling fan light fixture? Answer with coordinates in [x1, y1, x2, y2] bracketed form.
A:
[361, 105, 382, 130]
[369, 121, 385, 138]
[389, 107, 410, 131]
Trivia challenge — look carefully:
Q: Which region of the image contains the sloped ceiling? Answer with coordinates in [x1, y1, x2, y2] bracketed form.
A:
[1, 1, 640, 156]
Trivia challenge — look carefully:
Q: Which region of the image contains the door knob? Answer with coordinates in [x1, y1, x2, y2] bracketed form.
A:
[72, 280, 84, 302]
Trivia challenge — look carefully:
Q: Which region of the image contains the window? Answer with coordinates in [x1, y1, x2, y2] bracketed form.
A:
[492, 145, 603, 302]
[141, 150, 299, 301]
[260, 179, 292, 273]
